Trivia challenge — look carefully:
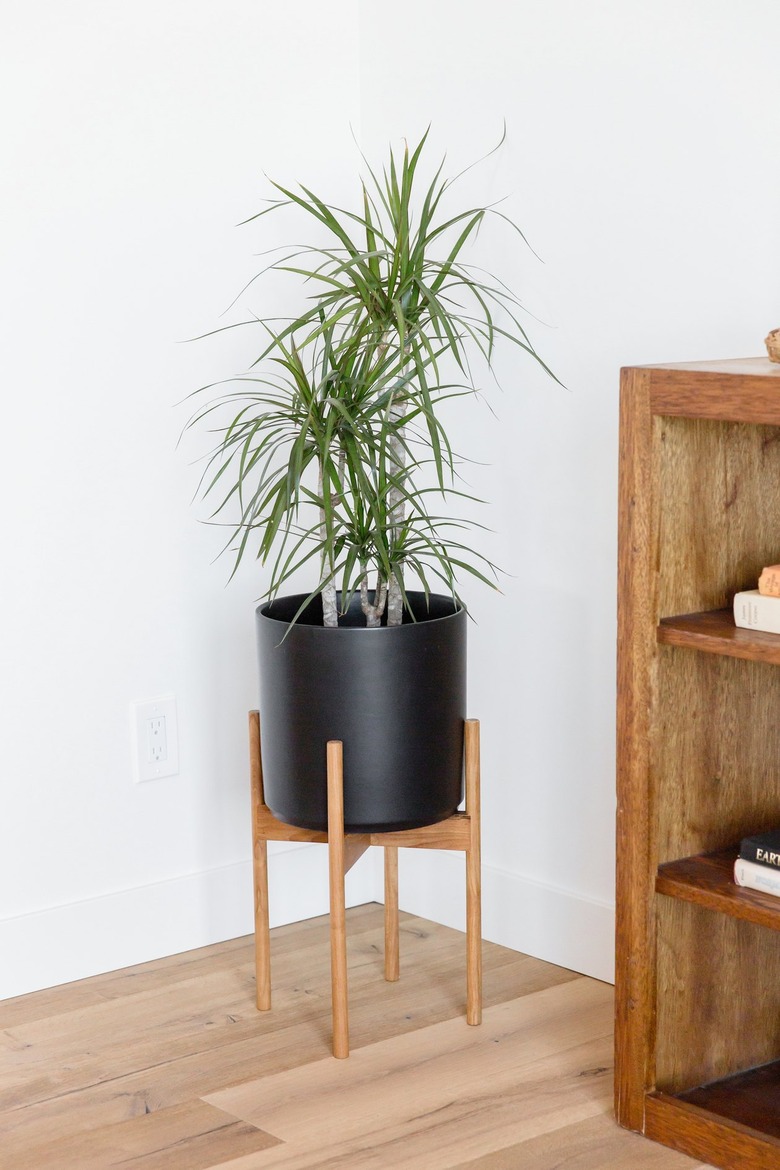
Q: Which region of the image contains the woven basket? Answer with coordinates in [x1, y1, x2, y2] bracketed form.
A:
[765, 329, 780, 363]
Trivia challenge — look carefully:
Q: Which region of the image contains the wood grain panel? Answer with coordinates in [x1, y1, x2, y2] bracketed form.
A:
[369, 814, 471, 850]
[646, 1094, 780, 1170]
[615, 366, 660, 1129]
[205, 979, 613, 1170]
[648, 359, 780, 425]
[2, 1100, 279, 1170]
[383, 848, 399, 982]
[652, 641, 780, 1091]
[2, 905, 718, 1169]
[655, 899, 780, 1093]
[0, 910, 579, 1162]
[326, 739, 349, 1058]
[654, 416, 780, 618]
[0, 936, 254, 1029]
[657, 611, 780, 664]
[465, 718, 482, 1026]
[678, 1060, 780, 1140]
[654, 649, 780, 863]
[657, 850, 780, 931]
[454, 1112, 710, 1169]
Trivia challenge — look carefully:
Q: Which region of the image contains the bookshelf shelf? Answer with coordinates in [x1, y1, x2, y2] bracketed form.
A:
[645, 1063, 780, 1162]
[657, 610, 780, 665]
[672, 1060, 780, 1140]
[616, 359, 780, 1170]
[656, 849, 780, 932]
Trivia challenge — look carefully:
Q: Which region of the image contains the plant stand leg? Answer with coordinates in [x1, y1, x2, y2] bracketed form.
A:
[327, 740, 350, 1059]
[248, 711, 480, 1052]
[465, 718, 482, 1025]
[384, 846, 400, 982]
[249, 711, 271, 1011]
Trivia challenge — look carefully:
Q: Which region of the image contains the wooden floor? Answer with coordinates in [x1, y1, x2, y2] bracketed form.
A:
[0, 904, 712, 1169]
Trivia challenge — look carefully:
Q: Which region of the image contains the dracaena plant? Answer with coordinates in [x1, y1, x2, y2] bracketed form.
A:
[187, 129, 555, 627]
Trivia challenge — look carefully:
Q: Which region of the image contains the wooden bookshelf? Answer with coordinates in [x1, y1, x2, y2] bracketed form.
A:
[616, 358, 780, 1169]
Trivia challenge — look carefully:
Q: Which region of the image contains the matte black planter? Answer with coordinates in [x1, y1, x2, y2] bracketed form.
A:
[255, 591, 466, 832]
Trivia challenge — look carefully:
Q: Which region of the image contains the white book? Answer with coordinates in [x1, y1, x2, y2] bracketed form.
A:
[733, 589, 780, 635]
[734, 856, 780, 897]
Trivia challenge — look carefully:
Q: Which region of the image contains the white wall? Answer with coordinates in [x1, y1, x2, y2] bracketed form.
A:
[0, 0, 370, 999]
[359, 0, 780, 981]
[3, 0, 780, 998]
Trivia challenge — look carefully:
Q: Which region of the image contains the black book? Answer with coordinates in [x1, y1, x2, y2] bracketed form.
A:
[739, 828, 780, 870]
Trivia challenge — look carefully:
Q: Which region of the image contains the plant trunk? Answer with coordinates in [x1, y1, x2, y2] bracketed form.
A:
[386, 407, 406, 626]
[318, 460, 338, 627]
[387, 573, 403, 625]
[360, 572, 387, 628]
[322, 579, 338, 627]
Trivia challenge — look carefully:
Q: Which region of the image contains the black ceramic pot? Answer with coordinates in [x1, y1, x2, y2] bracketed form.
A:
[255, 591, 466, 832]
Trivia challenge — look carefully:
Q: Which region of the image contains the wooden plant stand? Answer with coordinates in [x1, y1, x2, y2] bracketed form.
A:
[249, 711, 482, 1058]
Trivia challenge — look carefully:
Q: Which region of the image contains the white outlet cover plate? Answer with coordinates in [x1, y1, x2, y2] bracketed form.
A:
[131, 695, 179, 782]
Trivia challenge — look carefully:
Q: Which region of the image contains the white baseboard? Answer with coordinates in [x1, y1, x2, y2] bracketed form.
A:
[0, 844, 375, 1001]
[1, 847, 612, 1001]
[394, 851, 615, 984]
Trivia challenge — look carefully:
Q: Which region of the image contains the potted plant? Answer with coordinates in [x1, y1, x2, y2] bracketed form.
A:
[188, 130, 555, 832]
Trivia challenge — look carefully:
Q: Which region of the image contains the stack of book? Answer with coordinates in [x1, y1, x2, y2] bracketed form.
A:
[734, 829, 780, 896]
[734, 562, 780, 634]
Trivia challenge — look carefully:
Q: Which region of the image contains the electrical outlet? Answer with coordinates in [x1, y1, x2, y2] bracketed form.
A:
[132, 696, 179, 782]
[147, 716, 167, 763]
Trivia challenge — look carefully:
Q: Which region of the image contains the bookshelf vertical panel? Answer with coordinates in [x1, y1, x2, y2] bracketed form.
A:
[654, 649, 780, 865]
[655, 417, 780, 620]
[656, 900, 780, 1094]
[615, 367, 658, 1130]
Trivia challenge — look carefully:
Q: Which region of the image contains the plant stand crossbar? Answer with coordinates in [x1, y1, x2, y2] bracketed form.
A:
[249, 711, 482, 1058]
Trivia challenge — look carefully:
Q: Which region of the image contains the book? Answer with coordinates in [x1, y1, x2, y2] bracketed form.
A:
[759, 564, 780, 597]
[740, 828, 780, 870]
[734, 856, 780, 897]
[733, 589, 780, 635]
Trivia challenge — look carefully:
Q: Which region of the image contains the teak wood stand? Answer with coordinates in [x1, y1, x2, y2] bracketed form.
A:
[249, 710, 482, 1058]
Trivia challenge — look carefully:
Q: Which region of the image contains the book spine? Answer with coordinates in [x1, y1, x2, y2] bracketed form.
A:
[740, 844, 780, 870]
[734, 857, 780, 896]
[733, 590, 780, 635]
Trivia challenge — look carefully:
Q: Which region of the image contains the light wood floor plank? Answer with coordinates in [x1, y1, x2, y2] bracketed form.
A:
[0, 904, 388, 1032]
[0, 908, 572, 1159]
[204, 980, 614, 1168]
[452, 1112, 710, 1169]
[2, 1100, 279, 1170]
[3, 911, 525, 1109]
[0, 904, 713, 1169]
[206, 977, 609, 1135]
[0, 935, 253, 1028]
